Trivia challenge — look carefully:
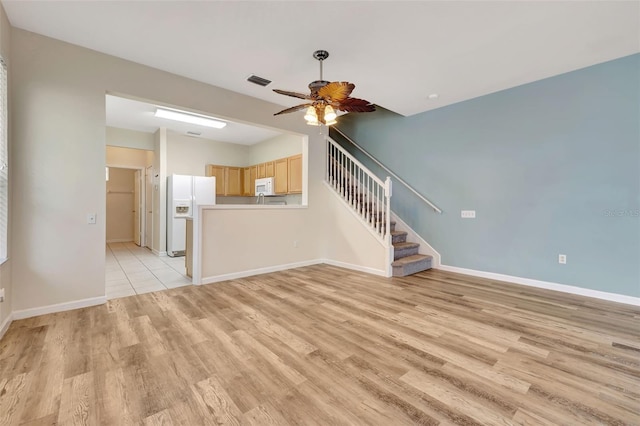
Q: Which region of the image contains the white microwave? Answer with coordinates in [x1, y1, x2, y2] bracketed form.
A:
[255, 177, 276, 196]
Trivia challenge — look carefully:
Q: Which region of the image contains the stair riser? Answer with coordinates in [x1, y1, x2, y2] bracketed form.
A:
[394, 246, 419, 260]
[392, 233, 407, 244]
[392, 257, 432, 277]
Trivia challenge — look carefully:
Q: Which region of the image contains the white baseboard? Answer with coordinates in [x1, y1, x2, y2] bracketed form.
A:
[106, 238, 134, 243]
[437, 264, 640, 307]
[201, 258, 389, 285]
[12, 296, 107, 320]
[322, 259, 388, 277]
[201, 259, 324, 284]
[0, 313, 13, 340]
[390, 211, 441, 267]
[152, 249, 168, 257]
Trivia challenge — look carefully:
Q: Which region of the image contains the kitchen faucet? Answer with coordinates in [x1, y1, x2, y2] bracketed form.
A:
[256, 193, 265, 205]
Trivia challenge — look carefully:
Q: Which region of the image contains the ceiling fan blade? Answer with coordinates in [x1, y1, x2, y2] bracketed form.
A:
[273, 103, 313, 116]
[317, 81, 354, 102]
[337, 97, 376, 113]
[272, 89, 314, 100]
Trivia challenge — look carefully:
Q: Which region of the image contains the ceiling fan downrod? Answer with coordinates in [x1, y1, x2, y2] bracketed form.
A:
[310, 50, 330, 94]
[313, 50, 329, 80]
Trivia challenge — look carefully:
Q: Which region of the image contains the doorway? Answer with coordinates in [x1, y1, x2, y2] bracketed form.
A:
[106, 167, 137, 243]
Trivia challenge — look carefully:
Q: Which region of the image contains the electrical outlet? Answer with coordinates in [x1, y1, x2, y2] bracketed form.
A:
[0, 288, 4, 303]
[87, 213, 97, 224]
[461, 210, 476, 218]
[558, 254, 567, 264]
[293, 240, 299, 248]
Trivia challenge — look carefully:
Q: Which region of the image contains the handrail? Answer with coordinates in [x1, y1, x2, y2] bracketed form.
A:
[332, 126, 442, 214]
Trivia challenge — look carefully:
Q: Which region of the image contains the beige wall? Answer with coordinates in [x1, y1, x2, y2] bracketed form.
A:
[200, 185, 388, 280]
[0, 3, 11, 330]
[167, 131, 249, 176]
[106, 168, 135, 242]
[152, 128, 167, 255]
[248, 133, 302, 165]
[8, 27, 385, 315]
[106, 145, 152, 169]
[319, 185, 388, 274]
[200, 208, 319, 279]
[106, 126, 154, 151]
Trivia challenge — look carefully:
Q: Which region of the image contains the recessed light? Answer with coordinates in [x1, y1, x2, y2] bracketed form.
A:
[428, 93, 439, 100]
[155, 108, 227, 129]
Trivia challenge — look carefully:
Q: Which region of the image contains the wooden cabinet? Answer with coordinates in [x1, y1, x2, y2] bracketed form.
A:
[288, 154, 303, 194]
[242, 167, 252, 196]
[257, 163, 266, 179]
[206, 164, 243, 196]
[250, 166, 257, 196]
[274, 158, 288, 194]
[207, 154, 301, 197]
[205, 165, 225, 196]
[265, 161, 275, 178]
[225, 167, 242, 196]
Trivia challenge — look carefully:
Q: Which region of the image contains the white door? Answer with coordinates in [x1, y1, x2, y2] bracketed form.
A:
[145, 166, 153, 249]
[134, 170, 142, 246]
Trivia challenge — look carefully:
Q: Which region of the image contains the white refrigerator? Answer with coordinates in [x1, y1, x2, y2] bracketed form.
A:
[167, 174, 216, 257]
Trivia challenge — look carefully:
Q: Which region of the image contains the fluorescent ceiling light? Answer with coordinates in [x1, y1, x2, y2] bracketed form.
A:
[155, 108, 227, 129]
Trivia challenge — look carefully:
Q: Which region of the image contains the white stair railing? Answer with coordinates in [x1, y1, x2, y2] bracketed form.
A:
[326, 137, 392, 247]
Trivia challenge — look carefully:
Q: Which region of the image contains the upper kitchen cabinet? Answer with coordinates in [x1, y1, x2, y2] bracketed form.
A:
[205, 164, 225, 196]
[265, 161, 275, 178]
[274, 158, 288, 194]
[287, 154, 303, 194]
[242, 167, 252, 196]
[206, 164, 243, 196]
[250, 166, 257, 196]
[225, 167, 243, 196]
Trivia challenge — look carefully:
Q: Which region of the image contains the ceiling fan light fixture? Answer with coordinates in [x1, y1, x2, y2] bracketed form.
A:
[304, 106, 318, 125]
[324, 105, 337, 121]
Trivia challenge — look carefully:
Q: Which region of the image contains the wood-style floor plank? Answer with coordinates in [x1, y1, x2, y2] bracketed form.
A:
[1, 264, 639, 425]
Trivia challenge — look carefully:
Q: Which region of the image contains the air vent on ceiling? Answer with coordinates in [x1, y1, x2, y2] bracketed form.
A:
[247, 74, 272, 87]
[186, 131, 201, 136]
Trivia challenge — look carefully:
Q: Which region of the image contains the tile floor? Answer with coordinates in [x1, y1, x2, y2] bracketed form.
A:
[105, 242, 192, 299]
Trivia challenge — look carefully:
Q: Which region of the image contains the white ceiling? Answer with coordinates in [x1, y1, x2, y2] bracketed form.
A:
[106, 95, 282, 145]
[3, 1, 639, 117]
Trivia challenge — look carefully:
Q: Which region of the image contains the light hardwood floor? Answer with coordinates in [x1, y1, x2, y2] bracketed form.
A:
[1, 265, 639, 425]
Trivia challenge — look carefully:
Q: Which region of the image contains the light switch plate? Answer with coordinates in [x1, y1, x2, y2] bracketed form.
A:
[87, 213, 97, 224]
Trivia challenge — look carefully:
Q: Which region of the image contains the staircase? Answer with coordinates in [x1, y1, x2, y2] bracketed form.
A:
[390, 224, 433, 277]
[326, 137, 433, 277]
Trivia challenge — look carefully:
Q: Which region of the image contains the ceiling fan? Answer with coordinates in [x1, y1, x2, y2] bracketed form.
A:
[273, 50, 375, 126]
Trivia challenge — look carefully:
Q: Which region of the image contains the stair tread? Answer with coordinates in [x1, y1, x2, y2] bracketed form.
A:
[393, 241, 420, 249]
[391, 254, 433, 266]
[391, 230, 407, 236]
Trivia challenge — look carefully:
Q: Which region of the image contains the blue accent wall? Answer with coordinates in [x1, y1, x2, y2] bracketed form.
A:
[335, 54, 640, 297]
